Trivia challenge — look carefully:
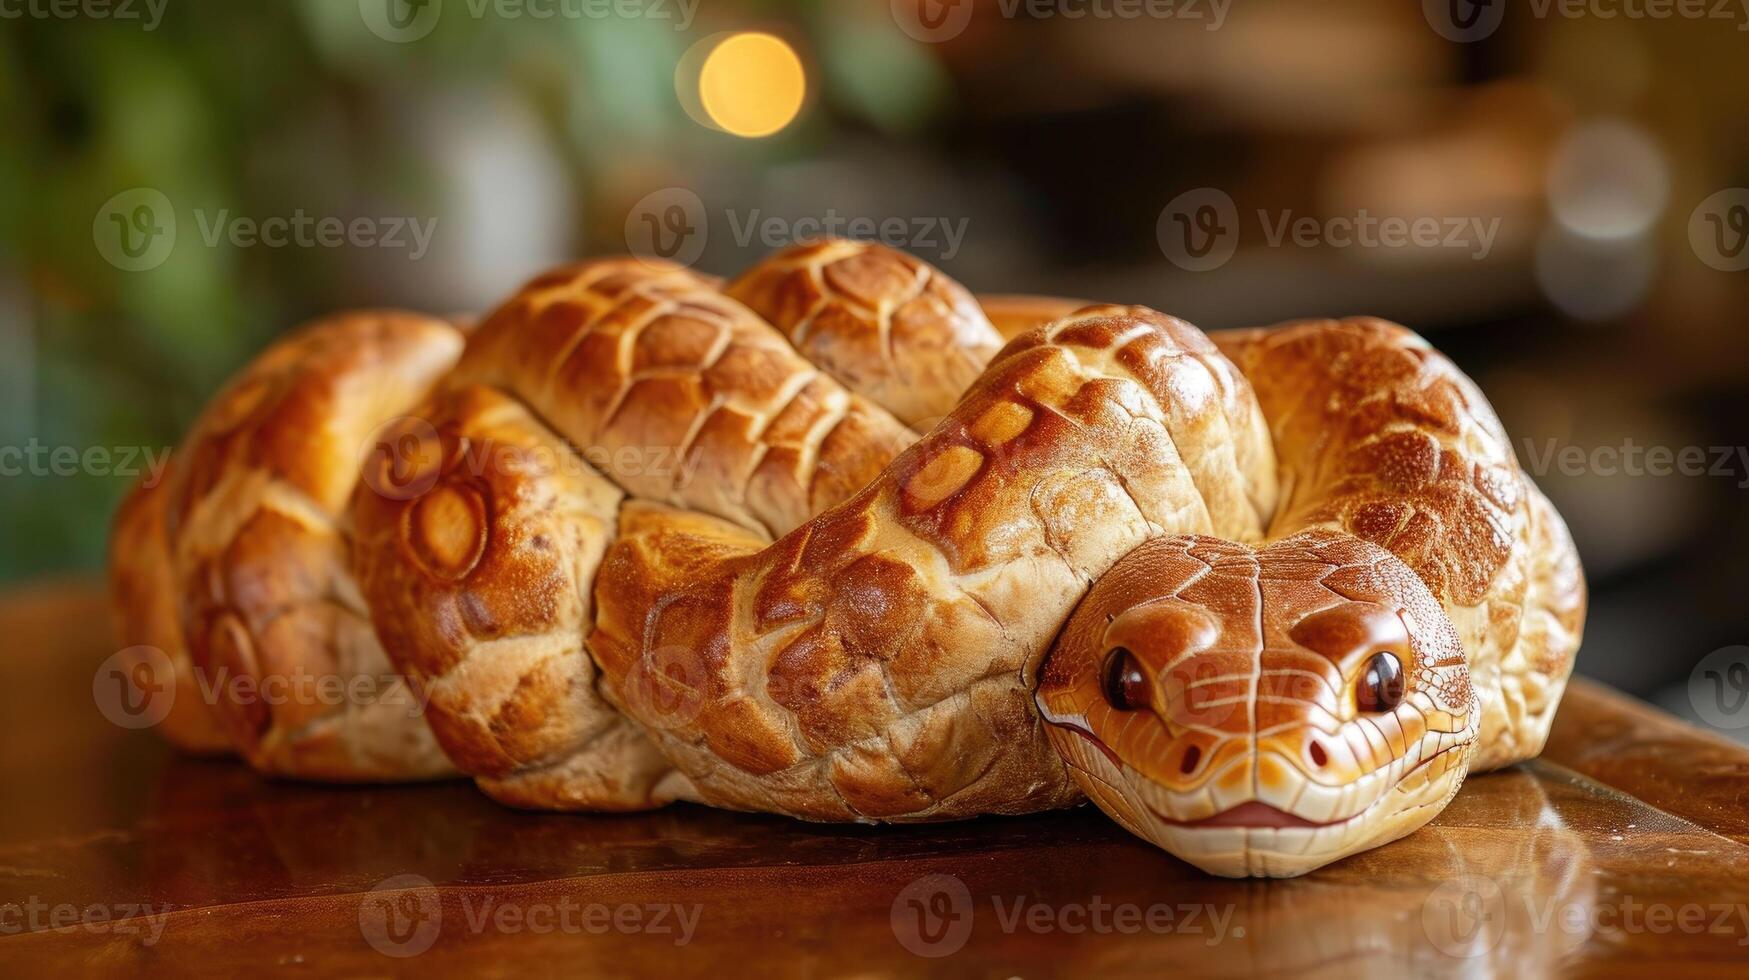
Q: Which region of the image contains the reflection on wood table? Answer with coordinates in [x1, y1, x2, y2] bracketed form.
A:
[3, 582, 1748, 978]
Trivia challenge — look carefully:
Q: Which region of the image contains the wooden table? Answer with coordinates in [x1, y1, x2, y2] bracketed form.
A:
[3, 582, 1748, 978]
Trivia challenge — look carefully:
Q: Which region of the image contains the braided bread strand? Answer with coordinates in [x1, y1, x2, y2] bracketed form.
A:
[587, 307, 1278, 819]
[351, 242, 1034, 804]
[111, 312, 464, 778]
[1215, 320, 1585, 771]
[108, 241, 1583, 882]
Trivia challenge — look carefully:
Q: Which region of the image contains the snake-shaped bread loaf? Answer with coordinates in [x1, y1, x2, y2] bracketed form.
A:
[109, 312, 463, 777]
[111, 240, 1583, 876]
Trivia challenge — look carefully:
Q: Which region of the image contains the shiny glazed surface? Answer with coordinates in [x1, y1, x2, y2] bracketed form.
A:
[4, 583, 1745, 977]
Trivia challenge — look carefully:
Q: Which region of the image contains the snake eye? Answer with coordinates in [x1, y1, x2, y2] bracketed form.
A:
[1357, 652, 1406, 712]
[1101, 647, 1150, 711]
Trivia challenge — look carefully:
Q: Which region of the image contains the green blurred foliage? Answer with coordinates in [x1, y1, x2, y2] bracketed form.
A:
[0, 0, 947, 583]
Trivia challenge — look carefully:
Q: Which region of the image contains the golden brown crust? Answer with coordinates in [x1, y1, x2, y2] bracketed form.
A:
[1215, 318, 1519, 605]
[1013, 316, 1581, 875]
[976, 294, 1091, 341]
[1214, 318, 1584, 771]
[351, 255, 978, 805]
[108, 469, 232, 754]
[1487, 482, 1586, 767]
[154, 311, 464, 780]
[114, 245, 1585, 872]
[350, 384, 689, 808]
[587, 306, 1278, 820]
[450, 255, 916, 537]
[725, 239, 1004, 428]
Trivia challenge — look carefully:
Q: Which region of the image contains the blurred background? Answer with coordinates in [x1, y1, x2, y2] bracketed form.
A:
[2, 0, 1746, 732]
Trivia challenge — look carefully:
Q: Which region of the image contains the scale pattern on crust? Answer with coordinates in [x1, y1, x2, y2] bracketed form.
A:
[149, 312, 463, 779]
[725, 239, 1005, 428]
[353, 243, 1013, 806]
[589, 307, 1279, 821]
[448, 256, 916, 537]
[1037, 531, 1476, 874]
[1214, 318, 1583, 770]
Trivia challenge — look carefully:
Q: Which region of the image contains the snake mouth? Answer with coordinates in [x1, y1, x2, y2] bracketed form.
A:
[1141, 743, 1467, 831]
[1157, 800, 1331, 829]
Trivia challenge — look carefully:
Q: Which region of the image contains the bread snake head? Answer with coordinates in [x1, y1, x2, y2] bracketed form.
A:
[1036, 530, 1481, 878]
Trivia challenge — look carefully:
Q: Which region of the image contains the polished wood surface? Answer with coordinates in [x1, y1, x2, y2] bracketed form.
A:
[3, 582, 1748, 978]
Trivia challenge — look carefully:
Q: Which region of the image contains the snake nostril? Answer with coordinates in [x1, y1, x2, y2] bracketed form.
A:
[1307, 740, 1329, 768]
[1179, 743, 1202, 776]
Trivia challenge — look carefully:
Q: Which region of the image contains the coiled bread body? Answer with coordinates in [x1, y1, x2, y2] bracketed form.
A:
[110, 312, 464, 778]
[1215, 322, 1584, 771]
[111, 242, 1581, 849]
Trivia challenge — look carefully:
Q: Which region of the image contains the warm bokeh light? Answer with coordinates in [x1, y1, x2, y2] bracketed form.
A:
[1547, 119, 1669, 241]
[697, 33, 805, 138]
